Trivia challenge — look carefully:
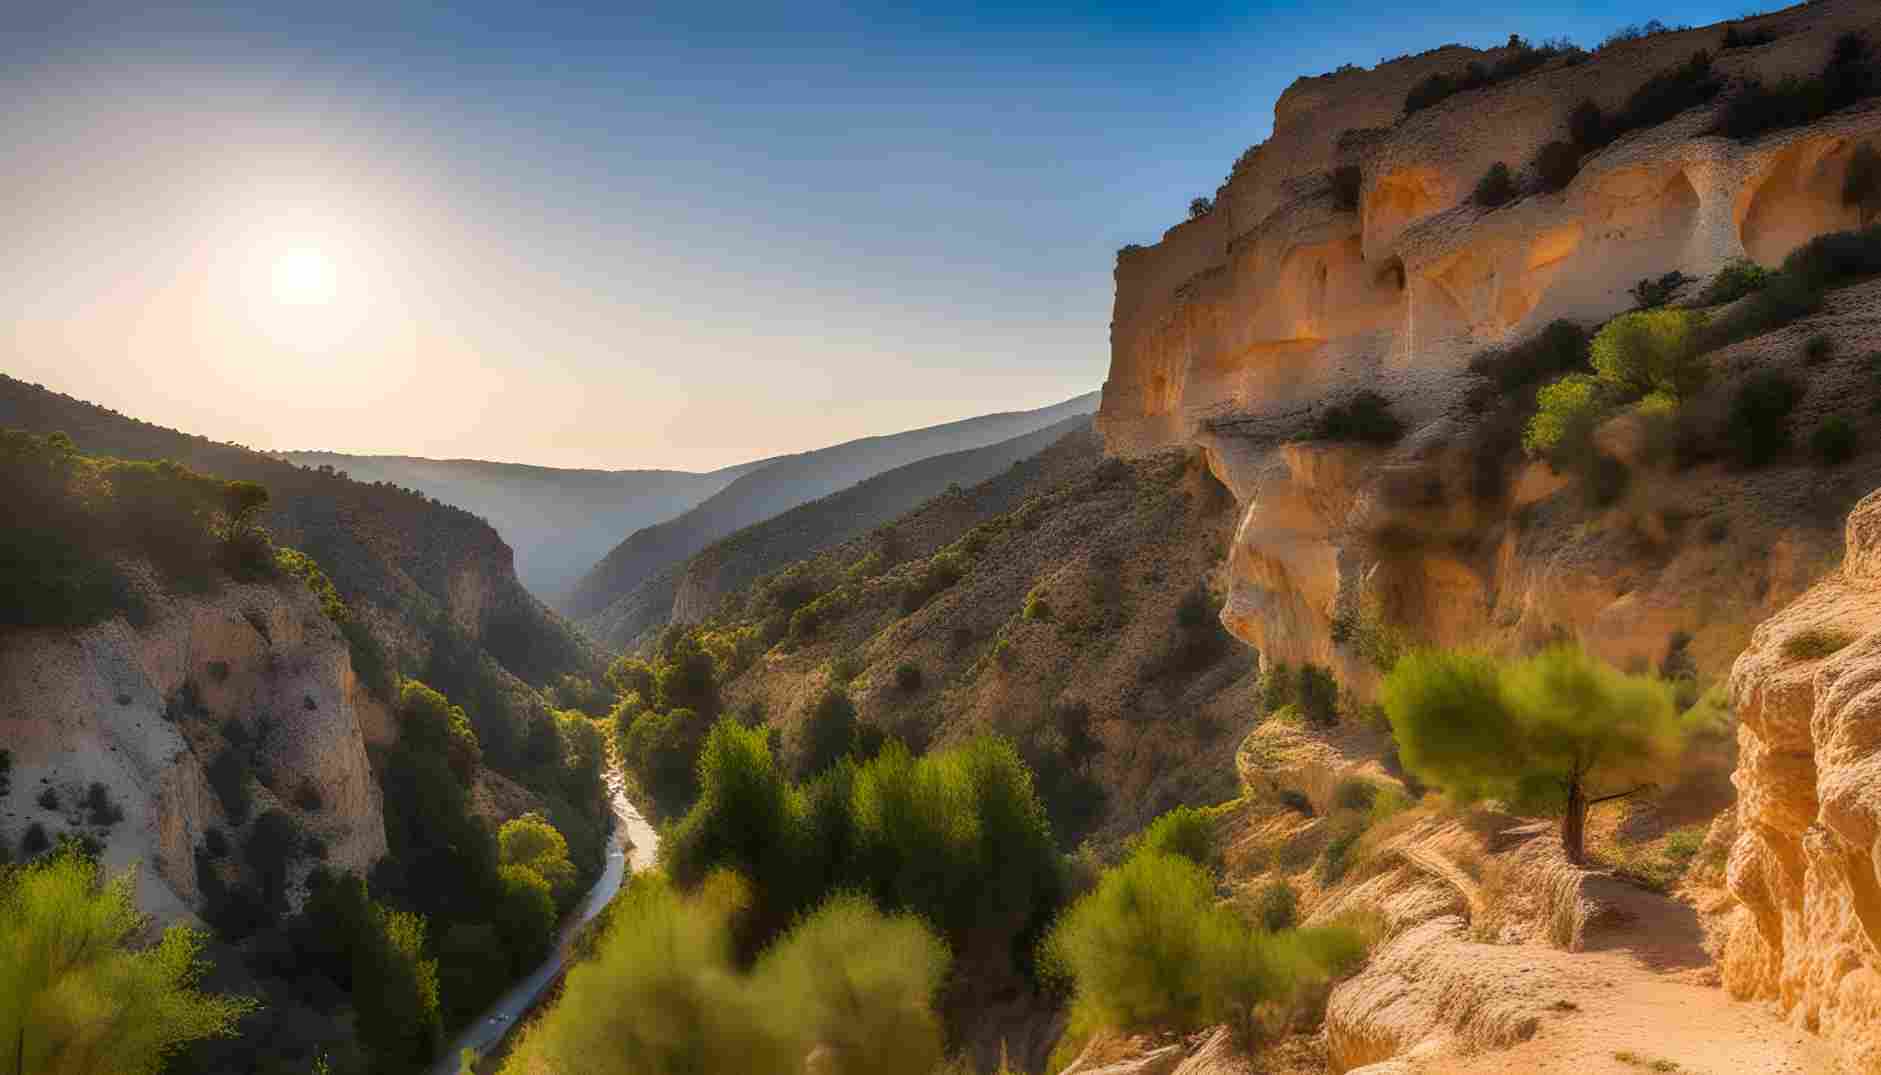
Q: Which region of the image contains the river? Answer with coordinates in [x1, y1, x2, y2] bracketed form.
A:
[429, 772, 658, 1074]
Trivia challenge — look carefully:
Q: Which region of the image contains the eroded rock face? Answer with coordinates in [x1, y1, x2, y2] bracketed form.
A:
[0, 581, 387, 924]
[1720, 488, 1881, 1070]
[1099, 2, 1881, 688]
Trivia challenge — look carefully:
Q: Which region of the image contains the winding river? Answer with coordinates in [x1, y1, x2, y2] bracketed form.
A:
[429, 773, 658, 1073]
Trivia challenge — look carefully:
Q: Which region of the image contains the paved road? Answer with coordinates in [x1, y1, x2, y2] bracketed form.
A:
[429, 773, 658, 1073]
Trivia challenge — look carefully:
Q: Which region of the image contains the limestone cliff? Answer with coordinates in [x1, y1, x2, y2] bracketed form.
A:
[0, 580, 387, 924]
[1098, 1, 1881, 693]
[1716, 487, 1881, 1070]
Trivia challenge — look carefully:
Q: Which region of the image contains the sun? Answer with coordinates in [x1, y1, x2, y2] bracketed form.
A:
[272, 247, 339, 306]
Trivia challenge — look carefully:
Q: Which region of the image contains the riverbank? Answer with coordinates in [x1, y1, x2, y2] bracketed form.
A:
[431, 771, 658, 1074]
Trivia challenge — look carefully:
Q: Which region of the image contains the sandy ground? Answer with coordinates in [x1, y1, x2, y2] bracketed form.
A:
[1425, 876, 1839, 1075]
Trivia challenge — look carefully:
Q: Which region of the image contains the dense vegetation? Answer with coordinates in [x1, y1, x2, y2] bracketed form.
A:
[0, 847, 255, 1074]
[1043, 811, 1369, 1060]
[1717, 32, 1880, 142]
[1404, 35, 1576, 115]
[500, 878, 952, 1075]
[1381, 646, 1682, 862]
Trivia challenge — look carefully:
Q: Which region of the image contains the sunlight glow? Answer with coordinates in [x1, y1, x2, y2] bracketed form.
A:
[272, 247, 339, 306]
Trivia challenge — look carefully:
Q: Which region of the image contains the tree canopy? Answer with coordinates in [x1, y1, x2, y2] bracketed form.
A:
[0, 848, 255, 1075]
[1380, 645, 1681, 861]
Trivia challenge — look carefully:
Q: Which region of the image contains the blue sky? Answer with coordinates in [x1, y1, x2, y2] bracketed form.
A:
[1, 1, 1766, 469]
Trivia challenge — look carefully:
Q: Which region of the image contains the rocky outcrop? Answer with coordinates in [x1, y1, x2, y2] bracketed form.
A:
[1098, 2, 1881, 693]
[0, 581, 387, 924]
[1718, 487, 1881, 1070]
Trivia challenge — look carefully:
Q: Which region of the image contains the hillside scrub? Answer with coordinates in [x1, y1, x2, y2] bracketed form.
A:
[1381, 646, 1681, 863]
[1403, 36, 1571, 114]
[0, 847, 255, 1074]
[662, 721, 1063, 968]
[1717, 32, 1880, 141]
[500, 878, 950, 1075]
[1042, 847, 1368, 1050]
[0, 429, 276, 627]
[1312, 390, 1404, 443]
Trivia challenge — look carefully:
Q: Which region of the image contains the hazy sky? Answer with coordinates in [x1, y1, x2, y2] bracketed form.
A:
[3, 1, 1757, 470]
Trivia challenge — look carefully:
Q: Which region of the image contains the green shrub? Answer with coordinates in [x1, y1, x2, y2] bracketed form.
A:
[1698, 258, 1773, 305]
[1590, 308, 1710, 401]
[1782, 627, 1856, 661]
[1629, 271, 1691, 310]
[1805, 333, 1837, 364]
[22, 823, 50, 857]
[1313, 391, 1404, 444]
[1136, 806, 1219, 872]
[1316, 820, 1364, 886]
[1726, 370, 1803, 468]
[1533, 141, 1581, 193]
[894, 662, 922, 692]
[1042, 849, 1366, 1045]
[620, 707, 710, 818]
[1719, 34, 1880, 142]
[1524, 374, 1607, 461]
[1784, 225, 1881, 292]
[1813, 416, 1858, 465]
[1259, 661, 1297, 714]
[0, 848, 257, 1071]
[206, 750, 250, 825]
[1473, 163, 1516, 208]
[1613, 51, 1720, 135]
[1470, 320, 1589, 393]
[1023, 588, 1053, 622]
[1332, 778, 1377, 813]
[899, 550, 968, 615]
[1722, 23, 1778, 50]
[791, 687, 860, 780]
[1298, 664, 1339, 726]
[1189, 197, 1214, 219]
[1405, 37, 1568, 114]
[1251, 880, 1298, 931]
[37, 785, 59, 811]
[83, 782, 123, 827]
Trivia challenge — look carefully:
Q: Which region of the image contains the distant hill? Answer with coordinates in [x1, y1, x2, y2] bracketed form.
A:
[0, 374, 599, 767]
[562, 392, 1099, 634]
[273, 452, 756, 600]
[583, 412, 1095, 650]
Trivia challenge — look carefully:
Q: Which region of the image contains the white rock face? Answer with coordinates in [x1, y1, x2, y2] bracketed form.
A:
[0, 580, 387, 924]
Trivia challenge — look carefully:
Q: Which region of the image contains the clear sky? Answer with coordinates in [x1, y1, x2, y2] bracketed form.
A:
[2, 1, 1764, 471]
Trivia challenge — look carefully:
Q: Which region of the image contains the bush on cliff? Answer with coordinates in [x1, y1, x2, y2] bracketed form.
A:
[1041, 848, 1368, 1048]
[1472, 162, 1517, 208]
[1718, 33, 1880, 142]
[1590, 307, 1710, 401]
[1312, 390, 1404, 444]
[1381, 645, 1681, 864]
[1726, 370, 1804, 468]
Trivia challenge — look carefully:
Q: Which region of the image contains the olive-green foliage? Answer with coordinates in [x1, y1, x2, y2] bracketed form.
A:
[502, 877, 950, 1075]
[1698, 258, 1774, 306]
[1298, 663, 1339, 726]
[749, 893, 952, 1075]
[1727, 370, 1803, 468]
[1469, 320, 1589, 393]
[397, 680, 483, 784]
[302, 872, 443, 1073]
[495, 865, 558, 967]
[1717, 33, 1880, 142]
[1629, 271, 1691, 310]
[1524, 373, 1606, 460]
[1251, 879, 1298, 931]
[1590, 308, 1710, 401]
[604, 656, 656, 703]
[1135, 806, 1219, 871]
[791, 686, 862, 780]
[499, 813, 579, 908]
[0, 848, 255, 1074]
[1312, 391, 1404, 444]
[1382, 646, 1680, 815]
[663, 722, 1062, 962]
[1042, 850, 1366, 1045]
[619, 706, 711, 818]
[0, 430, 279, 627]
[1473, 162, 1517, 208]
[1259, 661, 1297, 714]
[899, 548, 970, 615]
[1814, 416, 1859, 465]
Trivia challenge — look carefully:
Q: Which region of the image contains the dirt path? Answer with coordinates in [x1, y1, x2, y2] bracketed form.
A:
[1426, 877, 1839, 1075]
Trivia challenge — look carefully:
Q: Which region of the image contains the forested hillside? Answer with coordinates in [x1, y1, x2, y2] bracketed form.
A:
[584, 413, 1094, 651]
[562, 392, 1097, 631]
[274, 451, 753, 599]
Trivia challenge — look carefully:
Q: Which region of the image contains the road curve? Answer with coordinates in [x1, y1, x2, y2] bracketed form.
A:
[429, 772, 658, 1073]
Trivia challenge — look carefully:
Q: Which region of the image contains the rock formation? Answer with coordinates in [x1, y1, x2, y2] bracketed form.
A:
[0, 581, 387, 924]
[1718, 486, 1881, 1070]
[1098, 1, 1881, 692]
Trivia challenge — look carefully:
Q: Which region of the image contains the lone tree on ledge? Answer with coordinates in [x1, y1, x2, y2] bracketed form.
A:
[1380, 645, 1681, 864]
